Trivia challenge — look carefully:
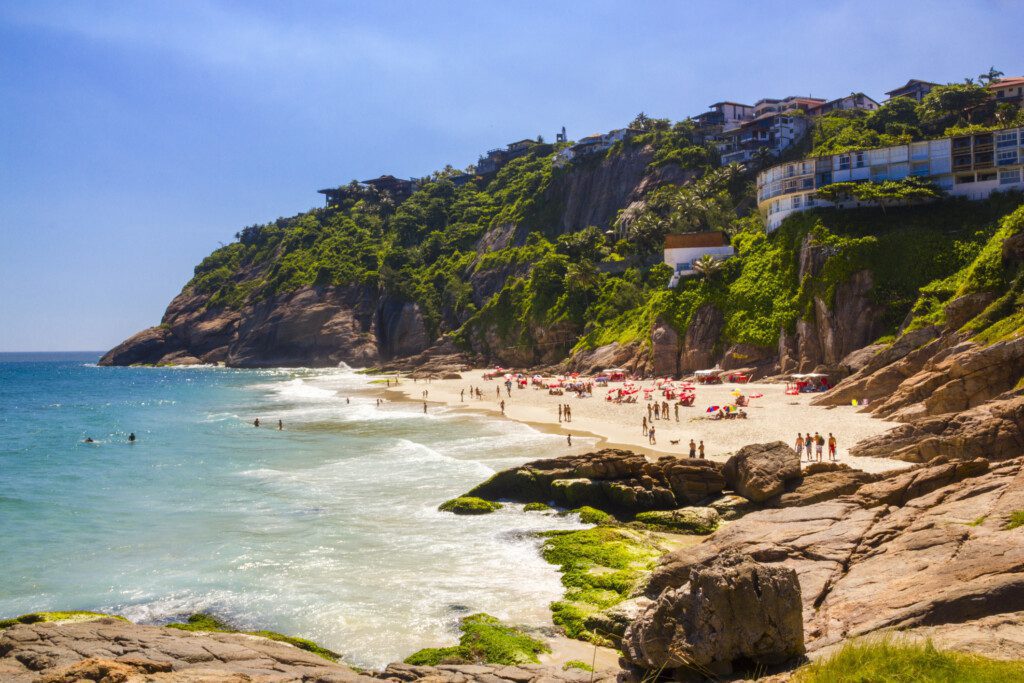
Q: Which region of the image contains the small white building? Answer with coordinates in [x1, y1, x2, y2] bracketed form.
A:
[555, 128, 638, 167]
[664, 232, 735, 287]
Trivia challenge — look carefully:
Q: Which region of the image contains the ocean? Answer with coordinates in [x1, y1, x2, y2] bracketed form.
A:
[0, 353, 589, 668]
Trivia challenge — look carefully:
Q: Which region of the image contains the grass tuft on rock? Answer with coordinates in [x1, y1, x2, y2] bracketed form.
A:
[524, 502, 553, 512]
[439, 496, 503, 515]
[0, 611, 126, 630]
[572, 506, 614, 525]
[539, 527, 663, 644]
[404, 613, 550, 666]
[1007, 510, 1024, 530]
[164, 613, 340, 662]
[793, 638, 1024, 682]
[563, 659, 594, 672]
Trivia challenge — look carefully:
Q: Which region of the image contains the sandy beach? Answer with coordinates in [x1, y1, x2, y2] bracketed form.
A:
[383, 369, 906, 475]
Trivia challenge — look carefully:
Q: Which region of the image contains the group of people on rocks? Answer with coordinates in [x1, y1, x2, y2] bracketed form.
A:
[795, 431, 838, 461]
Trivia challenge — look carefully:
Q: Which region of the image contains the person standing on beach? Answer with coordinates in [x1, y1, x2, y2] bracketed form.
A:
[500, 400, 505, 414]
[642, 416, 648, 436]
[698, 440, 705, 459]
[565, 404, 572, 422]
[689, 439, 696, 458]
[795, 433, 804, 460]
[814, 432, 824, 461]
[423, 402, 428, 414]
[654, 403, 660, 419]
[674, 403, 679, 421]
[460, 389, 465, 402]
[662, 401, 669, 419]
[648, 425, 656, 445]
[277, 420, 283, 431]
[567, 433, 572, 447]
[496, 386, 501, 399]
[647, 403, 653, 420]
[558, 404, 563, 423]
[805, 433, 813, 459]
[828, 433, 837, 461]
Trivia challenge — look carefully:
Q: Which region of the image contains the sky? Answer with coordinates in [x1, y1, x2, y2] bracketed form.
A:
[1, 0, 1022, 351]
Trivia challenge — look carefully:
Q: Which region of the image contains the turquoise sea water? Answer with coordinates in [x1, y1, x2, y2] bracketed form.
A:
[0, 353, 590, 668]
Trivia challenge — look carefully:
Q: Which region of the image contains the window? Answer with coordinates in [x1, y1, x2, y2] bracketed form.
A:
[997, 150, 1019, 166]
[997, 131, 1019, 148]
[977, 171, 997, 182]
[805, 193, 816, 207]
[838, 155, 851, 171]
[911, 162, 930, 177]
[955, 174, 975, 184]
[792, 195, 802, 209]
[1000, 169, 1022, 185]
[854, 152, 866, 168]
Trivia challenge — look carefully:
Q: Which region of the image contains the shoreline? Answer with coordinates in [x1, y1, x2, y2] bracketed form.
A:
[376, 368, 907, 474]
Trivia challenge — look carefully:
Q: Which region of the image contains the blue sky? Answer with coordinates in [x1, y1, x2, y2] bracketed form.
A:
[1, 0, 1022, 351]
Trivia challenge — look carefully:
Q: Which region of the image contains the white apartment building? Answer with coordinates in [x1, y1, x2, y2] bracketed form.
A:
[757, 127, 1024, 231]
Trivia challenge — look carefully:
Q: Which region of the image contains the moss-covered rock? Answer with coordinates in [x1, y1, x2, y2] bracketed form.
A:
[404, 613, 550, 666]
[563, 660, 594, 672]
[634, 507, 721, 534]
[164, 613, 340, 662]
[523, 502, 553, 512]
[539, 527, 664, 644]
[0, 611, 126, 630]
[572, 506, 614, 525]
[438, 496, 503, 515]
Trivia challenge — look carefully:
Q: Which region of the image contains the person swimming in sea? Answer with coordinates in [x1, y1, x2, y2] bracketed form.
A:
[84, 437, 94, 443]
[253, 418, 260, 427]
[128, 432, 136, 443]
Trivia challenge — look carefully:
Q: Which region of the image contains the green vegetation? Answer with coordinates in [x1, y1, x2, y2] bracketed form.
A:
[793, 638, 1024, 682]
[1007, 511, 1024, 530]
[572, 506, 614, 525]
[404, 613, 550, 666]
[634, 509, 719, 534]
[523, 502, 553, 512]
[439, 496, 503, 515]
[539, 527, 663, 643]
[563, 660, 594, 672]
[0, 611, 126, 629]
[165, 613, 340, 661]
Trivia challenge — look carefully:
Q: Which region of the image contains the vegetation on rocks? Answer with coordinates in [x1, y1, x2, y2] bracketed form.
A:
[571, 506, 614, 525]
[793, 638, 1024, 682]
[403, 613, 550, 666]
[523, 502, 553, 512]
[438, 496, 503, 515]
[1008, 511, 1024, 530]
[562, 659, 594, 672]
[539, 527, 663, 643]
[165, 613, 340, 662]
[0, 611, 126, 629]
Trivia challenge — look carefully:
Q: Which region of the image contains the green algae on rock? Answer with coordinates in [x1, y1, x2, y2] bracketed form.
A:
[571, 506, 615, 525]
[524, 502, 553, 512]
[165, 613, 341, 662]
[404, 613, 550, 666]
[439, 496, 503, 515]
[0, 611, 127, 630]
[634, 506, 720, 534]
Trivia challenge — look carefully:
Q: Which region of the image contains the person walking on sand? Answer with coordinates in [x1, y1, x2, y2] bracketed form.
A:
[567, 433, 572, 447]
[795, 433, 804, 460]
[460, 389, 465, 402]
[654, 402, 660, 420]
[558, 404, 563, 423]
[814, 432, 824, 462]
[277, 420, 283, 431]
[423, 402, 428, 413]
[647, 403, 653, 420]
[828, 433, 837, 461]
[648, 425, 656, 445]
[689, 439, 696, 458]
[674, 403, 679, 421]
[500, 400, 505, 414]
[642, 416, 648, 436]
[698, 440, 705, 459]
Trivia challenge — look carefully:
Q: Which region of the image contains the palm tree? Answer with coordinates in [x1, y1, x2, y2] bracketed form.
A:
[752, 146, 774, 169]
[692, 254, 723, 280]
[979, 67, 1005, 85]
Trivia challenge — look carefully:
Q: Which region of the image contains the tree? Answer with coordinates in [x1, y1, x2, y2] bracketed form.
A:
[866, 97, 920, 133]
[979, 66, 1005, 85]
[627, 213, 668, 255]
[556, 226, 607, 262]
[692, 254, 723, 280]
[918, 83, 993, 127]
[815, 177, 943, 213]
[752, 146, 775, 169]
[630, 112, 652, 131]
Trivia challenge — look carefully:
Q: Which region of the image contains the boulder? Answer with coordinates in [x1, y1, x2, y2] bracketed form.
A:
[773, 463, 880, 508]
[852, 457, 989, 507]
[706, 494, 757, 520]
[583, 597, 653, 647]
[621, 554, 804, 677]
[464, 450, 724, 514]
[722, 442, 801, 503]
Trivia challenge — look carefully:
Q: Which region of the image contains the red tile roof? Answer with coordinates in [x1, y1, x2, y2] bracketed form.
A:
[664, 231, 729, 249]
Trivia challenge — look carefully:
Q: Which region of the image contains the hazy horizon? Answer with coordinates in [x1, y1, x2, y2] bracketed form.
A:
[2, 0, 1023, 351]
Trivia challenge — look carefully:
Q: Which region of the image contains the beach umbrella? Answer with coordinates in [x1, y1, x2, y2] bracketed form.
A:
[706, 405, 719, 412]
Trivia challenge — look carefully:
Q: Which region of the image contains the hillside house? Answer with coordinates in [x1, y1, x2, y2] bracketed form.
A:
[756, 126, 1024, 230]
[695, 101, 755, 131]
[808, 93, 881, 116]
[476, 138, 543, 174]
[554, 128, 639, 167]
[884, 79, 939, 103]
[990, 77, 1024, 105]
[717, 113, 809, 165]
[317, 175, 419, 207]
[753, 96, 825, 118]
[664, 231, 735, 288]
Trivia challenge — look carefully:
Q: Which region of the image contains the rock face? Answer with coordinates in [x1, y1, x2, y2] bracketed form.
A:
[773, 462, 880, 508]
[722, 442, 802, 503]
[634, 507, 720, 534]
[0, 618, 370, 682]
[381, 662, 619, 683]
[621, 554, 804, 677]
[639, 457, 1024, 658]
[100, 285, 405, 368]
[464, 450, 726, 512]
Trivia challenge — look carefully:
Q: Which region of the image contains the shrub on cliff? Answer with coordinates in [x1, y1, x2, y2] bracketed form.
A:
[438, 496, 503, 515]
[404, 613, 550, 666]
